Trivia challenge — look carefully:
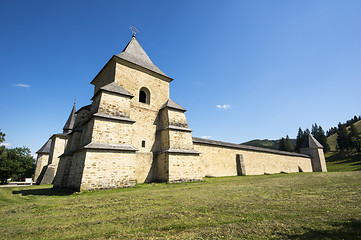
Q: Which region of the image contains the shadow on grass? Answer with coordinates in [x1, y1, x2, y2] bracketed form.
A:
[283, 219, 361, 240]
[326, 152, 361, 168]
[12, 188, 75, 196]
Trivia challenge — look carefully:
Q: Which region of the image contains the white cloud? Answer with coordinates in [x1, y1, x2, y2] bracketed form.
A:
[14, 83, 30, 88]
[216, 104, 230, 109]
[0, 143, 11, 147]
[201, 136, 211, 139]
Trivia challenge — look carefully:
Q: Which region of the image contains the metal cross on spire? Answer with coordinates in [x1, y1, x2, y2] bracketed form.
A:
[129, 26, 139, 37]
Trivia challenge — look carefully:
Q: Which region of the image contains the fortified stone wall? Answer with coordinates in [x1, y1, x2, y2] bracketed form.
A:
[300, 148, 327, 172]
[193, 141, 313, 177]
[34, 153, 49, 182]
[77, 150, 136, 191]
[167, 153, 203, 182]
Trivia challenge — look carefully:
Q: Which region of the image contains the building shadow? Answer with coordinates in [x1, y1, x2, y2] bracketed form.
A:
[12, 188, 75, 196]
[280, 219, 361, 239]
[327, 153, 361, 170]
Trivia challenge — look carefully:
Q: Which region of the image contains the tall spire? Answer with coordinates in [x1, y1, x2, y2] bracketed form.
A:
[115, 36, 170, 79]
[63, 103, 76, 134]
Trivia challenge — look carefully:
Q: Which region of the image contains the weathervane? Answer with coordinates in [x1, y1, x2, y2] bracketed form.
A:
[129, 26, 139, 36]
[74, 98, 77, 105]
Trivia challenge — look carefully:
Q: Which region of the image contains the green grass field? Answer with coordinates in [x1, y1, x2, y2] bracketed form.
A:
[326, 152, 361, 172]
[1, 171, 360, 239]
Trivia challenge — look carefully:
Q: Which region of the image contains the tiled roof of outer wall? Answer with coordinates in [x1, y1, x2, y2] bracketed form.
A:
[116, 36, 170, 79]
[36, 139, 52, 154]
[192, 137, 310, 158]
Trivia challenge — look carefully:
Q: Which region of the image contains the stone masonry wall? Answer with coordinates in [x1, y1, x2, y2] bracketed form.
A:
[48, 136, 67, 173]
[79, 150, 136, 191]
[66, 150, 87, 190]
[300, 148, 327, 172]
[98, 92, 131, 118]
[168, 153, 203, 182]
[193, 142, 313, 177]
[92, 118, 133, 145]
[92, 60, 116, 94]
[34, 153, 49, 182]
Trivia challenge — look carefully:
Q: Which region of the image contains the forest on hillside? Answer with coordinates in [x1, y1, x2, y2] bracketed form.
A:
[242, 115, 361, 154]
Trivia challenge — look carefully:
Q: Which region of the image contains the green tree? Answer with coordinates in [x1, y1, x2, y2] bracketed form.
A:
[311, 123, 330, 153]
[0, 129, 36, 184]
[349, 124, 360, 153]
[279, 137, 286, 151]
[0, 129, 5, 144]
[284, 135, 295, 152]
[0, 129, 8, 184]
[337, 123, 349, 152]
[296, 128, 305, 152]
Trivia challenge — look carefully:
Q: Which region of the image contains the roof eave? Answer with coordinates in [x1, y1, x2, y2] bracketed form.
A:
[90, 56, 116, 85]
[113, 55, 173, 82]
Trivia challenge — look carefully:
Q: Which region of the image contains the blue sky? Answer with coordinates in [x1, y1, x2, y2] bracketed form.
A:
[1, 0, 360, 156]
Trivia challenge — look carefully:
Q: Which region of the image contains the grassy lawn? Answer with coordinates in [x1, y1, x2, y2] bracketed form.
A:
[0, 172, 360, 239]
[326, 152, 361, 172]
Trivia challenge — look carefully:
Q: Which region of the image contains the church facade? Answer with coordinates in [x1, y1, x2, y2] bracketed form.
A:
[35, 36, 327, 191]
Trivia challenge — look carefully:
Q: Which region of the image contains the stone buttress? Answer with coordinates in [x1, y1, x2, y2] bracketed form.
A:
[156, 100, 202, 182]
[300, 134, 327, 172]
[66, 81, 137, 191]
[53, 105, 92, 188]
[34, 139, 51, 183]
[35, 105, 75, 184]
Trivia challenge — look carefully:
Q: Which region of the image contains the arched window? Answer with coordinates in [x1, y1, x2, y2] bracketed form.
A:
[139, 87, 150, 104]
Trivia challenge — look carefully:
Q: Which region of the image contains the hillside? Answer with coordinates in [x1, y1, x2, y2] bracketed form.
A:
[242, 139, 296, 150]
[327, 120, 361, 151]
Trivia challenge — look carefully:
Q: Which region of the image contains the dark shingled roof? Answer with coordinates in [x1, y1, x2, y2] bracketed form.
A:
[75, 104, 92, 114]
[92, 112, 135, 123]
[299, 134, 324, 149]
[80, 142, 138, 152]
[158, 148, 201, 155]
[36, 139, 52, 154]
[192, 137, 310, 158]
[63, 104, 76, 134]
[92, 82, 134, 100]
[116, 36, 170, 79]
[160, 99, 187, 112]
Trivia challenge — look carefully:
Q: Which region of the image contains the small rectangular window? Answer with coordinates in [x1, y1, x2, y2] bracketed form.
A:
[142, 141, 145, 148]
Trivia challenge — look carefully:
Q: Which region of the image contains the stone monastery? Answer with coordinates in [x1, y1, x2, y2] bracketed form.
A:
[34, 35, 327, 191]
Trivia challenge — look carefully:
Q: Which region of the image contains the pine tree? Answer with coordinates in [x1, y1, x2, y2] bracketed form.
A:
[349, 124, 359, 152]
[284, 135, 295, 152]
[279, 138, 286, 151]
[304, 128, 310, 135]
[296, 128, 304, 152]
[311, 123, 330, 153]
[318, 126, 330, 152]
[337, 123, 349, 152]
[311, 123, 318, 137]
